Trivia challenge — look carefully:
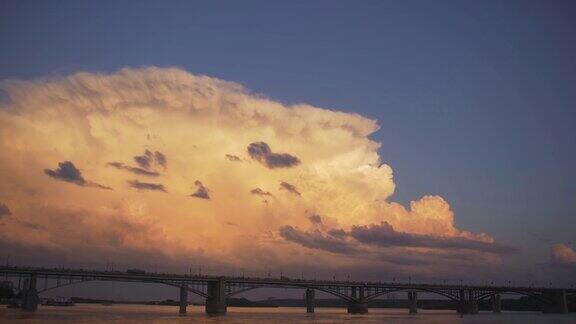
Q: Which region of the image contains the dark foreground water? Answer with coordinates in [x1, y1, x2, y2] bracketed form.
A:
[1, 304, 575, 323]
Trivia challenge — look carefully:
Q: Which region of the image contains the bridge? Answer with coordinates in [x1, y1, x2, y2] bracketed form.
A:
[1, 265, 574, 315]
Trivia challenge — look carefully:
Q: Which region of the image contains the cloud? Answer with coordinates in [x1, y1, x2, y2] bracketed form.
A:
[247, 142, 300, 169]
[551, 244, 576, 265]
[279, 181, 301, 196]
[190, 180, 210, 199]
[44, 161, 111, 189]
[128, 180, 166, 192]
[279, 225, 359, 254]
[328, 228, 346, 239]
[250, 188, 272, 197]
[44, 161, 86, 184]
[154, 151, 167, 168]
[0, 67, 513, 278]
[108, 150, 166, 176]
[308, 214, 322, 225]
[16, 219, 46, 231]
[278, 225, 512, 270]
[0, 203, 11, 218]
[108, 162, 160, 177]
[225, 154, 241, 162]
[134, 150, 154, 170]
[350, 222, 517, 255]
[134, 150, 166, 171]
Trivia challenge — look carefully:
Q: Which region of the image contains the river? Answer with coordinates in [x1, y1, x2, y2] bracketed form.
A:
[1, 304, 575, 323]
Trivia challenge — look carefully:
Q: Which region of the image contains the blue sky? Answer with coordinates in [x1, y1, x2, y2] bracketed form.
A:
[1, 0, 575, 270]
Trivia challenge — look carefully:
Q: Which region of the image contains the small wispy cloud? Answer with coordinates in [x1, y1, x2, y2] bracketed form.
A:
[225, 154, 241, 162]
[44, 161, 111, 190]
[247, 142, 300, 169]
[250, 188, 273, 197]
[107, 162, 160, 177]
[190, 180, 210, 200]
[0, 203, 11, 218]
[128, 179, 166, 192]
[280, 181, 301, 196]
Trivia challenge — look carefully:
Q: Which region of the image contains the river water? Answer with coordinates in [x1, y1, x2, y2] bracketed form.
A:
[1, 304, 575, 323]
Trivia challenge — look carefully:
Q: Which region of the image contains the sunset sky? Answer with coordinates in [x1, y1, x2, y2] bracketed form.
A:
[1, 1, 575, 294]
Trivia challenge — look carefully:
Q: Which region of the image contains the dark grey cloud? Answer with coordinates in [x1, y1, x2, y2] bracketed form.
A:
[17, 219, 46, 231]
[279, 181, 301, 196]
[328, 228, 346, 239]
[308, 214, 322, 225]
[134, 149, 167, 170]
[154, 151, 167, 168]
[350, 222, 518, 255]
[44, 161, 111, 190]
[278, 225, 509, 270]
[110, 149, 166, 177]
[107, 162, 160, 177]
[279, 225, 358, 254]
[0, 203, 11, 218]
[190, 180, 210, 200]
[134, 150, 154, 170]
[44, 161, 86, 185]
[247, 142, 300, 169]
[128, 180, 167, 192]
[250, 188, 272, 197]
[225, 154, 241, 162]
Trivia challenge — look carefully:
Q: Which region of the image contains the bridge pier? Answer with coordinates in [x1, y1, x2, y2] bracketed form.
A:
[542, 290, 568, 314]
[491, 293, 501, 313]
[21, 275, 39, 312]
[347, 286, 368, 314]
[457, 289, 478, 314]
[206, 278, 227, 315]
[408, 291, 418, 314]
[347, 301, 368, 314]
[305, 288, 315, 313]
[179, 284, 188, 315]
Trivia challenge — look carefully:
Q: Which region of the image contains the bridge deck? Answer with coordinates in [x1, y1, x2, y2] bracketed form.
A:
[1, 265, 574, 294]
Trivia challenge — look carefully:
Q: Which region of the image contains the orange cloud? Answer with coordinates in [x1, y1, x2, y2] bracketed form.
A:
[551, 244, 576, 265]
[0, 67, 510, 275]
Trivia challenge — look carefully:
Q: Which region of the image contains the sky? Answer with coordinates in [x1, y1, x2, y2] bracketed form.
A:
[1, 0, 575, 299]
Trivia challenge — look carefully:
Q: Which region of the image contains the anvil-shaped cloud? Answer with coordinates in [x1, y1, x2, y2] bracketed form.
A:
[0, 67, 512, 277]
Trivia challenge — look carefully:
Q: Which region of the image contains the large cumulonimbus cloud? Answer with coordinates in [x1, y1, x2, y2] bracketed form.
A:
[0, 67, 514, 277]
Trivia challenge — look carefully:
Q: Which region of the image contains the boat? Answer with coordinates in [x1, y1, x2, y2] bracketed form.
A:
[43, 297, 75, 306]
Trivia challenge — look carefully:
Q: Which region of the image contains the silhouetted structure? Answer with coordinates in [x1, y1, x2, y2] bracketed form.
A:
[1, 265, 573, 316]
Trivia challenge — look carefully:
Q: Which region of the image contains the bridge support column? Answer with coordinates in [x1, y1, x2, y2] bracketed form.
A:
[21, 275, 39, 312]
[305, 288, 315, 313]
[206, 278, 227, 315]
[179, 284, 188, 316]
[457, 289, 478, 314]
[491, 294, 501, 313]
[408, 291, 418, 314]
[543, 290, 568, 314]
[347, 286, 368, 314]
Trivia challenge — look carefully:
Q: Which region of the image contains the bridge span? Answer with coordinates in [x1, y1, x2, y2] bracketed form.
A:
[1, 266, 573, 315]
